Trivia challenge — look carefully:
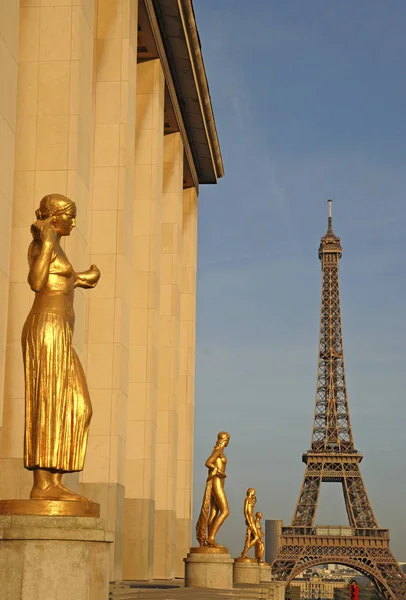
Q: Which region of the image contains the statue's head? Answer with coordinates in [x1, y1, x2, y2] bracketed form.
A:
[35, 194, 76, 237]
[216, 431, 230, 448]
[255, 511, 262, 519]
[246, 487, 256, 498]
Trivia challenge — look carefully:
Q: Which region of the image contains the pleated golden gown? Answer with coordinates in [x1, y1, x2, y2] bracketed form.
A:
[22, 250, 92, 472]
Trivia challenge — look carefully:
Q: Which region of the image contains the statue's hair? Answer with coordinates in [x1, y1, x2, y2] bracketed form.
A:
[35, 194, 75, 220]
[215, 431, 230, 447]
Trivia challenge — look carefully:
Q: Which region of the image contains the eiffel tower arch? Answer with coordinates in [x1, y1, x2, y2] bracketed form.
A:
[270, 200, 406, 599]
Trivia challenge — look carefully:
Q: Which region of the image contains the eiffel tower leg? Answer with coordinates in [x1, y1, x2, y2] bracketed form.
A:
[269, 544, 304, 581]
[366, 549, 406, 600]
[341, 464, 378, 528]
[292, 471, 322, 526]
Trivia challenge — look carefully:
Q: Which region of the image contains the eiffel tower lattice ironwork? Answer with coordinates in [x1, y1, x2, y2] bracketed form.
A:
[270, 200, 406, 599]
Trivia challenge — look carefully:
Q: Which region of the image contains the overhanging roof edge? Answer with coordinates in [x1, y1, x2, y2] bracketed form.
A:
[151, 0, 224, 184]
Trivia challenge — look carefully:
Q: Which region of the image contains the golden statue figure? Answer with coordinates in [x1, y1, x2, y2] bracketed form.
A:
[195, 431, 230, 550]
[22, 194, 100, 502]
[239, 488, 261, 561]
[254, 511, 266, 564]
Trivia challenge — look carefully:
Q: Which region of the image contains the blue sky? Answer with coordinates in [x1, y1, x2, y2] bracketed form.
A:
[192, 0, 406, 560]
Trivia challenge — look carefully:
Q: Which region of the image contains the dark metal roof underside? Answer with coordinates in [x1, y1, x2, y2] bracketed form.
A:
[152, 0, 224, 184]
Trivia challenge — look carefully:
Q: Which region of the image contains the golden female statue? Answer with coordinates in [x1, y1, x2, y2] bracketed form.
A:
[240, 488, 261, 560]
[196, 431, 230, 549]
[23, 194, 100, 501]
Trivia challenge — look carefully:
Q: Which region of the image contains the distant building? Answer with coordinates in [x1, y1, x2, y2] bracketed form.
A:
[285, 586, 301, 600]
[290, 574, 349, 599]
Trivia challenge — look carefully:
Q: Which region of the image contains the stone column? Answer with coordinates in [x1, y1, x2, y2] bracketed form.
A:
[153, 132, 184, 579]
[0, 0, 95, 498]
[122, 58, 165, 580]
[79, 0, 138, 581]
[0, 0, 19, 446]
[175, 186, 198, 576]
[265, 519, 283, 566]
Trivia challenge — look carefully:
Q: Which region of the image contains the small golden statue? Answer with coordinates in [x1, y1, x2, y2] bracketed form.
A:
[22, 194, 100, 502]
[254, 511, 266, 564]
[238, 488, 266, 563]
[195, 431, 230, 550]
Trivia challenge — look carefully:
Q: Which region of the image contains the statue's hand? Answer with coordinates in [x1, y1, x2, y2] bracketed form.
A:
[89, 264, 101, 282]
[207, 467, 218, 480]
[36, 216, 57, 244]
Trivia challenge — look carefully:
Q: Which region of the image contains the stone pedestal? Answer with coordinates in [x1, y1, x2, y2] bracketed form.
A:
[233, 558, 260, 584]
[258, 562, 273, 582]
[263, 581, 286, 600]
[184, 548, 234, 589]
[0, 515, 113, 600]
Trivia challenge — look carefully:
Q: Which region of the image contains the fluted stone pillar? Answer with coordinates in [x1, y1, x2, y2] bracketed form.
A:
[0, 0, 19, 449]
[122, 58, 165, 580]
[153, 132, 184, 579]
[175, 186, 198, 576]
[0, 0, 94, 499]
[80, 0, 138, 581]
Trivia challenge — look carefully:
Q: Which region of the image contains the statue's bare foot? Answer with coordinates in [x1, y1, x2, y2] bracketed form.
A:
[55, 484, 88, 501]
[30, 484, 87, 502]
[57, 482, 88, 501]
[206, 538, 226, 549]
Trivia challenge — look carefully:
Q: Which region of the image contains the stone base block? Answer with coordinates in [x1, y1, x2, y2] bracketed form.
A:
[263, 581, 286, 599]
[258, 563, 273, 582]
[0, 514, 113, 600]
[233, 559, 260, 584]
[184, 549, 234, 589]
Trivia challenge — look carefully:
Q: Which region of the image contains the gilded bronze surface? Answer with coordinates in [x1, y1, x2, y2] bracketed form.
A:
[238, 488, 262, 562]
[22, 194, 100, 505]
[254, 511, 266, 564]
[0, 499, 100, 517]
[195, 431, 230, 550]
[189, 546, 229, 555]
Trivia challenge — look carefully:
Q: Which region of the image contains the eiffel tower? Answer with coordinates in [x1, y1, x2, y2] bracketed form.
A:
[270, 200, 406, 599]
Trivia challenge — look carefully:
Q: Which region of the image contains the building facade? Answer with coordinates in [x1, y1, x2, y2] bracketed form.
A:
[290, 575, 349, 599]
[0, 0, 223, 581]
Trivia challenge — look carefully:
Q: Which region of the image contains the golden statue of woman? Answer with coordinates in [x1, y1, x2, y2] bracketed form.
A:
[196, 431, 230, 549]
[240, 488, 261, 560]
[23, 194, 100, 502]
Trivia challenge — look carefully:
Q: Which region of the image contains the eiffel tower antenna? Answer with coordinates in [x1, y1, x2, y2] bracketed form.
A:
[327, 197, 333, 232]
[271, 201, 406, 599]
